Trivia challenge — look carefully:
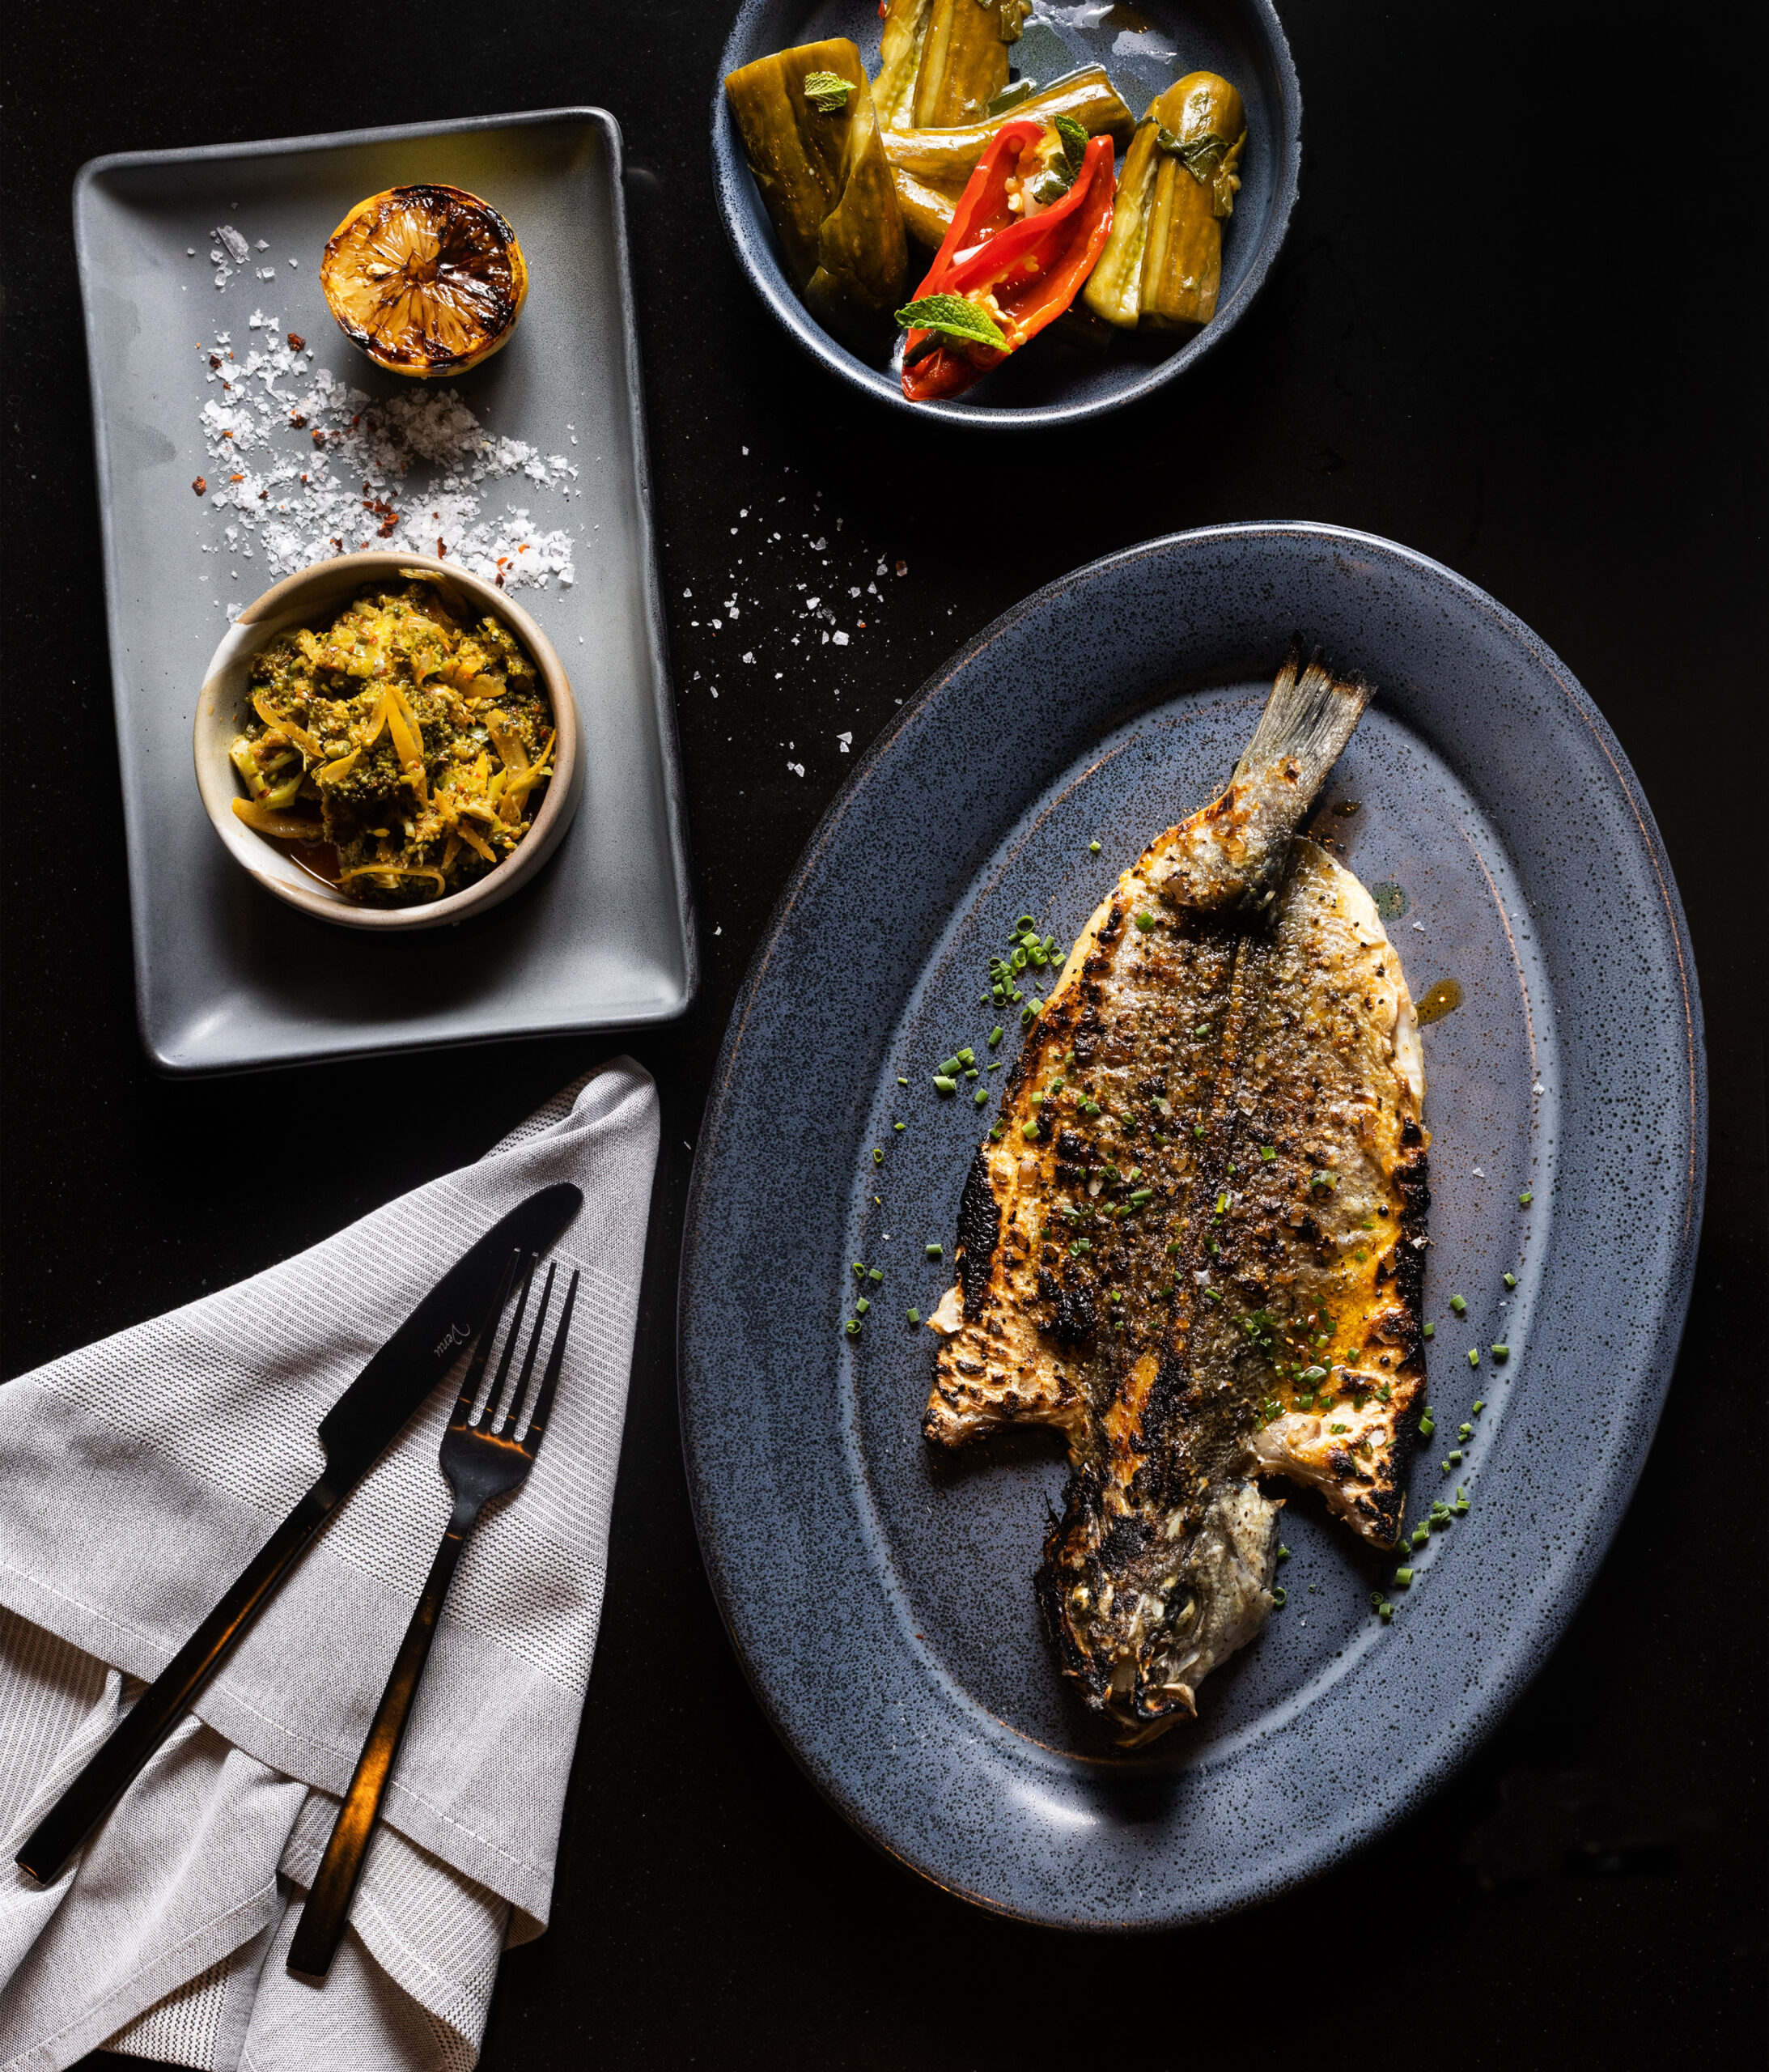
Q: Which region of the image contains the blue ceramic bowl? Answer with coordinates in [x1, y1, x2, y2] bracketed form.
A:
[711, 0, 1303, 427]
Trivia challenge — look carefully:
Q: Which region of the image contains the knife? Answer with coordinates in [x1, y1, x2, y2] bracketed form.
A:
[14, 1180, 582, 1886]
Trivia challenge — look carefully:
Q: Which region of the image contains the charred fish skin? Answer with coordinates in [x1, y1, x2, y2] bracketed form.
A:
[926, 652, 1430, 1738]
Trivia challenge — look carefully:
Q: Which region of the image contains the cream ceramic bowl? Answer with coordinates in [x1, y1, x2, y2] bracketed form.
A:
[193, 550, 581, 931]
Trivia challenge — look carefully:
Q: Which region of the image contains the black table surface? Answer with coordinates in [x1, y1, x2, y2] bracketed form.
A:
[6, 2, 1765, 2064]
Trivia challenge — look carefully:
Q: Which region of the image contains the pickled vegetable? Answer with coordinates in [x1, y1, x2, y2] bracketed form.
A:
[725, 38, 908, 341]
[875, 0, 1033, 134]
[897, 114, 1116, 401]
[1083, 71, 1245, 331]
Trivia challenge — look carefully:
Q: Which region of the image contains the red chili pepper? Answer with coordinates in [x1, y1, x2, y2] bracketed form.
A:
[901, 118, 1116, 402]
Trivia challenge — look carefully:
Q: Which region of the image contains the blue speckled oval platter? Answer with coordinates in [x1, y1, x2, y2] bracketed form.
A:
[711, 0, 1302, 427]
[679, 524, 1705, 1927]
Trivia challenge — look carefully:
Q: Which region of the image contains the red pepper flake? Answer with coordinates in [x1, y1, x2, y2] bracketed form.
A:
[221, 429, 233, 439]
[258, 489, 269, 502]
[436, 539, 448, 558]
[192, 477, 207, 495]
[289, 413, 307, 428]
[228, 473, 244, 482]
[207, 355, 221, 370]
[331, 537, 344, 552]
[350, 414, 361, 428]
[494, 571, 506, 588]
[517, 541, 528, 553]
[299, 473, 309, 484]
[286, 333, 306, 351]
[312, 430, 326, 448]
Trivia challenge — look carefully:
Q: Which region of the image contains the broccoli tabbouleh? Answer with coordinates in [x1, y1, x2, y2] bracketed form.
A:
[230, 577, 554, 905]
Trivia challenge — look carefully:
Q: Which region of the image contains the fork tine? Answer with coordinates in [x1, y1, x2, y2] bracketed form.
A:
[518, 1269, 578, 1458]
[498, 1263, 556, 1437]
[454, 1250, 520, 1423]
[477, 1253, 536, 1428]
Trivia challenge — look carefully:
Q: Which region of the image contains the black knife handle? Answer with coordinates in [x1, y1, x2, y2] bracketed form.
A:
[13, 1480, 334, 1884]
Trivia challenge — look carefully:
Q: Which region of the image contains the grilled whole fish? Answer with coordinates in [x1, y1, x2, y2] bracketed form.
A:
[925, 653, 1429, 1740]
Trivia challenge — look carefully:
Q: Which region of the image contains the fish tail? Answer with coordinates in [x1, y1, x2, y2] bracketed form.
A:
[1156, 643, 1373, 912]
[1231, 639, 1372, 795]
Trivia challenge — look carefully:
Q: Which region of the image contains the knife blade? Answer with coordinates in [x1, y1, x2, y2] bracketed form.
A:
[14, 1179, 582, 1885]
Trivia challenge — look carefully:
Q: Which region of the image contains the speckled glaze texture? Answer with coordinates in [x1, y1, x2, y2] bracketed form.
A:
[711, 0, 1302, 427]
[679, 524, 1706, 1929]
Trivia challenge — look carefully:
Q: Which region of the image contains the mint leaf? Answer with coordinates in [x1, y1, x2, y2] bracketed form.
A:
[1053, 114, 1089, 176]
[802, 70, 853, 113]
[1153, 125, 1229, 180]
[985, 78, 1038, 117]
[895, 294, 1007, 350]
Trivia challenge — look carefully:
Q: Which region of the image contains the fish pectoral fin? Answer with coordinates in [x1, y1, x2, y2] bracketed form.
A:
[1252, 1405, 1403, 1546]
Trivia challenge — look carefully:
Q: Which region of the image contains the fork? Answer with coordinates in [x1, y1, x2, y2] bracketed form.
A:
[286, 1246, 579, 1980]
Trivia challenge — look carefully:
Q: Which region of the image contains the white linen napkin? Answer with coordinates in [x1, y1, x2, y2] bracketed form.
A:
[0, 1059, 660, 2072]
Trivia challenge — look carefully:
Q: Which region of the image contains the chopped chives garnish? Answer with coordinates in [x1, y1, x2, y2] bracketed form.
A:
[1490, 1344, 1509, 1360]
[987, 1025, 1003, 1047]
[1468, 1348, 1480, 1368]
[897, 1076, 908, 1085]
[932, 1075, 957, 1095]
[974, 1088, 989, 1107]
[1203, 1287, 1220, 1301]
[1419, 1415, 1436, 1436]
[1272, 1586, 1288, 1606]
[926, 1242, 943, 1259]
[1448, 1448, 1462, 1463]
[1411, 1524, 1430, 1548]
[1022, 1120, 1040, 1141]
[844, 1318, 862, 1336]
[1070, 1238, 1092, 1255]
[1129, 1187, 1153, 1204]
[1088, 840, 1101, 853]
[1503, 1272, 1517, 1289]
[1260, 1145, 1276, 1161]
[868, 1267, 882, 1283]
[1277, 1543, 1292, 1561]
[907, 1308, 921, 1324]
[1394, 1566, 1415, 1586]
[1134, 911, 1155, 932]
[893, 1121, 905, 1132]
[1457, 1422, 1472, 1440]
[1518, 1189, 1534, 1205]
[1423, 1321, 1435, 1339]
[938, 1055, 961, 1076]
[855, 1297, 870, 1315]
[1194, 1123, 1204, 1139]
[852, 1262, 865, 1277]
[957, 1048, 975, 1066]
[1450, 1294, 1466, 1314]
[1378, 1602, 1394, 1622]
[1472, 1398, 1485, 1412]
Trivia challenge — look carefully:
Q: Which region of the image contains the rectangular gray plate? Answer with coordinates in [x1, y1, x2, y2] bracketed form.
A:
[74, 108, 696, 1074]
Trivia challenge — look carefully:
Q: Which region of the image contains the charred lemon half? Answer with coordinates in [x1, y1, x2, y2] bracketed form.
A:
[320, 184, 528, 379]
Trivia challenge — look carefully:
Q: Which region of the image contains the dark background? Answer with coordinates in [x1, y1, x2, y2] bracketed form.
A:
[5, 2, 1765, 2065]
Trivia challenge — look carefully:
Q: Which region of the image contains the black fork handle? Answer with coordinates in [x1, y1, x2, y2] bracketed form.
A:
[287, 1501, 477, 1978]
[15, 1478, 336, 1885]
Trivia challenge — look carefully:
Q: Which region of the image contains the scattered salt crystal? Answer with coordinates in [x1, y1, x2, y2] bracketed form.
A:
[216, 225, 249, 262]
[837, 732, 852, 753]
[1471, 1167, 1485, 1178]
[255, 239, 269, 250]
[741, 651, 754, 664]
[787, 762, 804, 777]
[832, 631, 850, 646]
[257, 267, 275, 280]
[288, 257, 299, 267]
